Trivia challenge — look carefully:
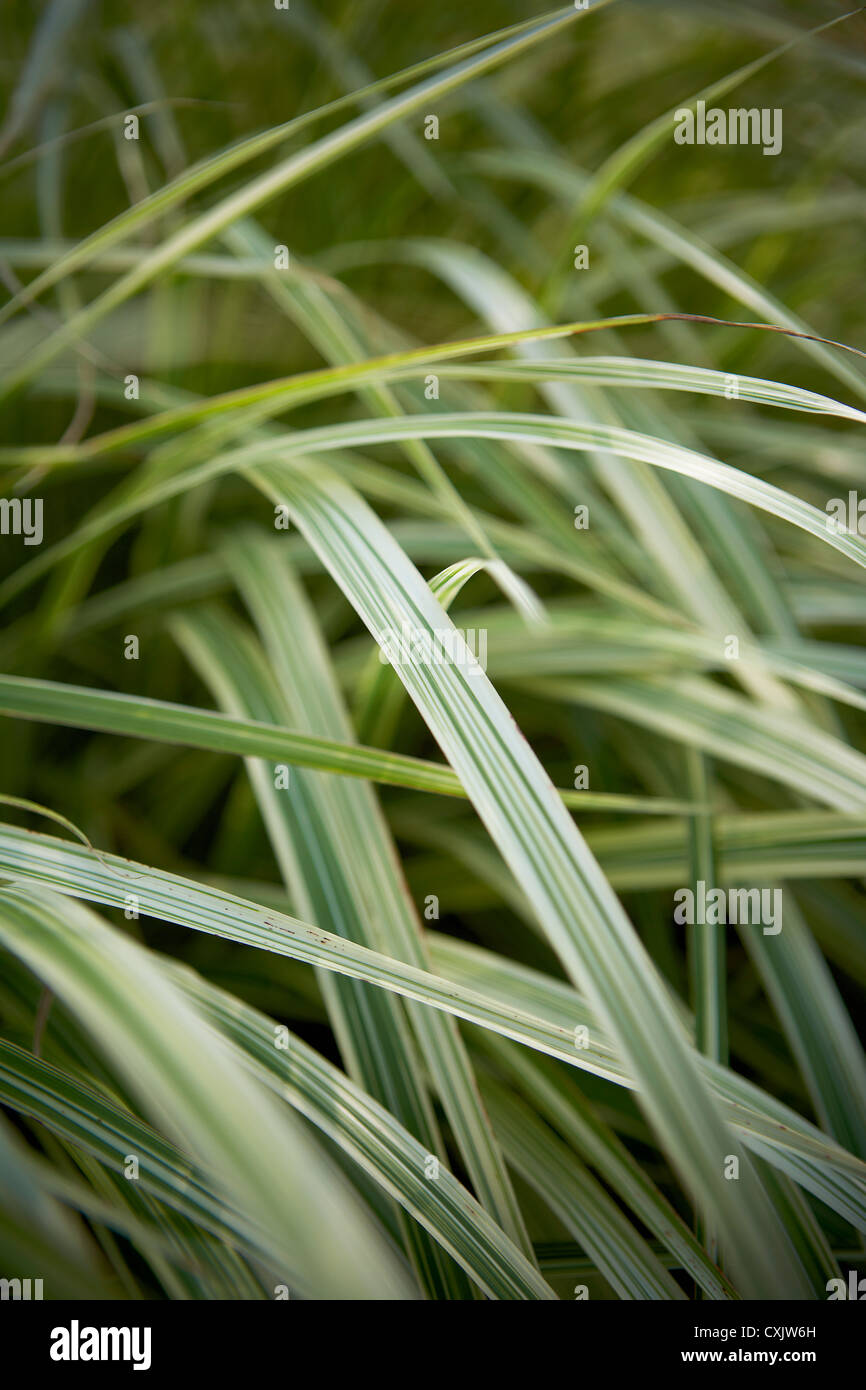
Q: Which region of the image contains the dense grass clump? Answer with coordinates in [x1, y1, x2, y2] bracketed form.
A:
[0, 0, 864, 1301]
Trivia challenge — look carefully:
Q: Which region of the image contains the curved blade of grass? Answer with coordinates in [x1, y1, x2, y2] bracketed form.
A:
[10, 335, 864, 472]
[434, 358, 866, 423]
[221, 220, 541, 625]
[166, 955, 553, 1299]
[0, 1040, 305, 1265]
[740, 898, 866, 1160]
[247, 457, 814, 1297]
[0, 823, 863, 1230]
[425, 602, 866, 715]
[431, 936, 866, 1229]
[2, 928, 552, 1298]
[529, 674, 866, 811]
[585, 812, 866, 890]
[0, 3, 595, 400]
[173, 604, 473, 1298]
[0, 672, 693, 814]
[480, 1078, 685, 1300]
[476, 1033, 738, 1300]
[472, 147, 866, 401]
[243, 414, 866, 569]
[214, 533, 533, 1252]
[355, 553, 544, 749]
[0, 886, 416, 1299]
[8, 403, 837, 625]
[368, 228, 811, 705]
[0, 1107, 114, 1299]
[7, 379, 865, 624]
[397, 805, 866, 898]
[0, 6, 585, 323]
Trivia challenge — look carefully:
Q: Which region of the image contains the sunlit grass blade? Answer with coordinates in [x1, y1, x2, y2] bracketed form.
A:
[246, 456, 816, 1297]
[214, 532, 533, 1250]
